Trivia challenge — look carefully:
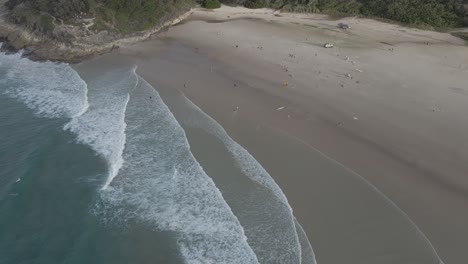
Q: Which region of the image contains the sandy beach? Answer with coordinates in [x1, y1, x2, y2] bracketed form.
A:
[110, 6, 468, 263]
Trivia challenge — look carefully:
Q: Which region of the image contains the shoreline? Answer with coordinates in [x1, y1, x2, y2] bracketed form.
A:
[0, 4, 467, 63]
[2, 4, 466, 263]
[131, 41, 445, 264]
[113, 6, 468, 263]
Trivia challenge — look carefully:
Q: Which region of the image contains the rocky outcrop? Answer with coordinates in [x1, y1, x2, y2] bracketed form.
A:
[0, 8, 193, 63]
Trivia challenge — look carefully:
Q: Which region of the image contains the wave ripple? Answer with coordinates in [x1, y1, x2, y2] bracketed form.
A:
[95, 77, 259, 264]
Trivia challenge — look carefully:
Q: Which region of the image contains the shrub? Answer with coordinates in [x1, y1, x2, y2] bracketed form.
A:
[39, 14, 54, 32]
[317, 0, 362, 15]
[462, 17, 468, 26]
[203, 0, 221, 9]
[244, 0, 266, 9]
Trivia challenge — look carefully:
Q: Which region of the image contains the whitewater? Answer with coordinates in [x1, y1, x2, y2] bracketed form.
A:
[0, 51, 318, 263]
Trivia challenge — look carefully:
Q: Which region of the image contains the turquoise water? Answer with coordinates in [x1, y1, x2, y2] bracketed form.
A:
[0, 46, 446, 264]
[0, 52, 315, 264]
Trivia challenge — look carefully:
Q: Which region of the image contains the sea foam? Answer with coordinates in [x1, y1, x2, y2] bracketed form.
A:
[95, 77, 259, 264]
[0, 51, 134, 190]
[295, 218, 317, 264]
[0, 51, 312, 263]
[64, 66, 137, 189]
[0, 52, 88, 118]
[175, 95, 315, 263]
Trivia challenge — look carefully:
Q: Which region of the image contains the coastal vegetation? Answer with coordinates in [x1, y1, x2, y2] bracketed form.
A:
[203, 0, 222, 9]
[5, 0, 195, 33]
[3, 0, 468, 34]
[92, 0, 195, 32]
[235, 0, 468, 28]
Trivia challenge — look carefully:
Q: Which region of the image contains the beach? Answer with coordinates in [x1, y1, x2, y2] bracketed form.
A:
[113, 6, 468, 264]
[2, 5, 468, 264]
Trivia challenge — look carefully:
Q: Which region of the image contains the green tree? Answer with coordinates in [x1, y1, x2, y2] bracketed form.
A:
[203, 0, 222, 8]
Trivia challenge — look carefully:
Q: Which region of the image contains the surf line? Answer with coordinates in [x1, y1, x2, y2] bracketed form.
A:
[101, 65, 140, 190]
[180, 94, 312, 263]
[269, 125, 445, 264]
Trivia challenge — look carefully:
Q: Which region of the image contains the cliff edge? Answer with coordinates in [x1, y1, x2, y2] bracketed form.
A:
[0, 0, 194, 62]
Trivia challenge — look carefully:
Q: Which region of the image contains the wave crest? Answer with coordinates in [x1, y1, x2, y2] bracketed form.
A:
[0, 51, 88, 118]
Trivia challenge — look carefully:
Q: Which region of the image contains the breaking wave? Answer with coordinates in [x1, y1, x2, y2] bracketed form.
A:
[0, 51, 315, 263]
[173, 94, 315, 263]
[95, 77, 259, 264]
[0, 51, 88, 118]
[64, 66, 138, 189]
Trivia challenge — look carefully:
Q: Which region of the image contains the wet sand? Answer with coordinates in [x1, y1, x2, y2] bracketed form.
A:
[114, 6, 468, 264]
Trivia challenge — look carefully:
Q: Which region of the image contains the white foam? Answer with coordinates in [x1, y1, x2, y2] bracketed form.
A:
[0, 52, 137, 191]
[0, 51, 88, 118]
[178, 95, 312, 263]
[181, 95, 291, 208]
[95, 77, 259, 264]
[294, 218, 317, 264]
[64, 66, 138, 190]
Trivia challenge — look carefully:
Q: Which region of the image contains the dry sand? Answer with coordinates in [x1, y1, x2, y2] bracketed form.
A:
[114, 6, 468, 264]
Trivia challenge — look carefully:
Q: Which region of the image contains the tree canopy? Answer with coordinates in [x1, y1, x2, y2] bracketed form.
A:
[4, 0, 468, 33]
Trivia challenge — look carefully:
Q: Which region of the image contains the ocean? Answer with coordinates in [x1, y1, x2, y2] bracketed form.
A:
[0, 51, 316, 264]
